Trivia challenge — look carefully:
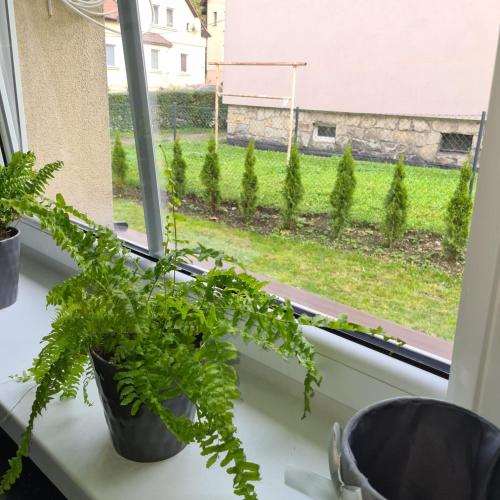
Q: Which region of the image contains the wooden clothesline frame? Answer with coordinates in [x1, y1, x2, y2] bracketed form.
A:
[209, 61, 307, 161]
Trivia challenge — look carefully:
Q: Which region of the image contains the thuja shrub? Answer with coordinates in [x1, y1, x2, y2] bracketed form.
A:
[282, 144, 304, 230]
[171, 139, 188, 199]
[443, 158, 473, 259]
[330, 144, 356, 239]
[111, 132, 129, 195]
[240, 139, 258, 224]
[200, 136, 221, 214]
[382, 154, 408, 247]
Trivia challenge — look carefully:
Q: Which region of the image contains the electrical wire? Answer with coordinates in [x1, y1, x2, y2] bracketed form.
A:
[57, 0, 154, 35]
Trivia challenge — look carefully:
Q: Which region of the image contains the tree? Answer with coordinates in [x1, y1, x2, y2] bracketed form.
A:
[382, 154, 408, 247]
[330, 144, 356, 239]
[240, 139, 258, 224]
[200, 136, 221, 214]
[172, 138, 188, 199]
[282, 144, 304, 230]
[112, 132, 129, 195]
[443, 158, 473, 259]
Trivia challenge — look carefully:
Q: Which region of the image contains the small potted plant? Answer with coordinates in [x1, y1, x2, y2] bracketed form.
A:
[0, 155, 322, 498]
[0, 151, 62, 309]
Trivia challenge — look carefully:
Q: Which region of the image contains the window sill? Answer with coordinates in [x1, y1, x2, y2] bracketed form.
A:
[0, 250, 353, 499]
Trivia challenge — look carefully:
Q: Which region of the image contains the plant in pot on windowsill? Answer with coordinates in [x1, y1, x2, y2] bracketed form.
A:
[0, 160, 323, 499]
[0, 151, 62, 309]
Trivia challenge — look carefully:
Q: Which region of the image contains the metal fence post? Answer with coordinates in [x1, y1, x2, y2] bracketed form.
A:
[294, 106, 300, 144]
[470, 110, 486, 196]
[172, 102, 177, 141]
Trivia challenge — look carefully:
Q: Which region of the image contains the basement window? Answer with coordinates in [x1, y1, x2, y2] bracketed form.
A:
[439, 133, 473, 153]
[314, 124, 336, 142]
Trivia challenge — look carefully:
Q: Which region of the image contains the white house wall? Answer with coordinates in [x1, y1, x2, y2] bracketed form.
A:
[106, 0, 206, 92]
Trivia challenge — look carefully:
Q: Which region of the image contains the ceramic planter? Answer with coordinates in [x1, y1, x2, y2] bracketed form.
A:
[0, 227, 21, 309]
[91, 350, 195, 462]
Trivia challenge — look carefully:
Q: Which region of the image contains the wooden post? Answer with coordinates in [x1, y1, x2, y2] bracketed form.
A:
[214, 64, 220, 151]
[287, 65, 297, 162]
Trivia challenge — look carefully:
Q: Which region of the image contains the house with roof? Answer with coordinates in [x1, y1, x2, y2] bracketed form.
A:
[104, 0, 208, 92]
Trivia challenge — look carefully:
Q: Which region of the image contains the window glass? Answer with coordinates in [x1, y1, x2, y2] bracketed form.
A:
[9, 0, 499, 362]
[152, 5, 159, 25]
[151, 49, 159, 70]
[166, 8, 174, 27]
[105, 44, 115, 67]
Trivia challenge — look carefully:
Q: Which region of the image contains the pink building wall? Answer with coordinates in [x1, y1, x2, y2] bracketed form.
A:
[223, 0, 500, 117]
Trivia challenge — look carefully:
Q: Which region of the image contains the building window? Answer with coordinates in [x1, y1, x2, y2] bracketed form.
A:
[213, 11, 218, 26]
[152, 5, 160, 25]
[105, 44, 115, 67]
[439, 133, 474, 153]
[314, 124, 336, 142]
[151, 49, 159, 70]
[180, 53, 187, 72]
[166, 8, 174, 27]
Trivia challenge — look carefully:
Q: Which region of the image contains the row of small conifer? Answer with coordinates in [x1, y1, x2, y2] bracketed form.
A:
[112, 132, 473, 259]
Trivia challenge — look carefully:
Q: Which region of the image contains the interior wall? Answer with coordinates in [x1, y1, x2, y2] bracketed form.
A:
[14, 0, 113, 225]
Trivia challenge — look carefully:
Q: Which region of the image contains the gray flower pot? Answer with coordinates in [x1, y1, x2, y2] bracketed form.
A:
[0, 227, 21, 309]
[91, 350, 195, 462]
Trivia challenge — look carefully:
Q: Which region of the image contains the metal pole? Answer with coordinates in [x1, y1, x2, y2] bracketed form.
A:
[117, 0, 163, 256]
[287, 65, 297, 162]
[294, 106, 300, 144]
[172, 102, 177, 141]
[214, 64, 220, 150]
[470, 110, 486, 196]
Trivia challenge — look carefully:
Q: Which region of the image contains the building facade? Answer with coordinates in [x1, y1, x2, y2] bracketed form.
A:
[105, 0, 208, 92]
[223, 0, 500, 166]
[205, 0, 225, 85]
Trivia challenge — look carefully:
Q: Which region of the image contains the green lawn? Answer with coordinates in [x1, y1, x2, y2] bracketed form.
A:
[121, 139, 467, 234]
[114, 198, 461, 341]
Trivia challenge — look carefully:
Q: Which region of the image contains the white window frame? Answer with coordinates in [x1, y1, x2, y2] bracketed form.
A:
[313, 123, 336, 143]
[152, 4, 160, 25]
[180, 53, 187, 73]
[166, 7, 174, 27]
[105, 44, 116, 67]
[3, 0, 500, 424]
[150, 48, 160, 70]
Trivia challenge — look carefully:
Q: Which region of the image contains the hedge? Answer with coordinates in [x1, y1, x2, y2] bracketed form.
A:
[108, 90, 228, 131]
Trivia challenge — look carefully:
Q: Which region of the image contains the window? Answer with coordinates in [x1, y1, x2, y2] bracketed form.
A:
[439, 133, 473, 153]
[180, 53, 187, 72]
[166, 8, 174, 27]
[317, 125, 336, 138]
[152, 5, 160, 25]
[213, 11, 218, 26]
[151, 49, 159, 70]
[105, 45, 115, 67]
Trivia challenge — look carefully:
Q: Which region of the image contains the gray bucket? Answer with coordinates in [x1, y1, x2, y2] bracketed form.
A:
[286, 397, 500, 500]
[0, 227, 21, 309]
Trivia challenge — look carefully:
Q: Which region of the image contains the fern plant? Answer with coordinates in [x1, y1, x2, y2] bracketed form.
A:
[0, 162, 323, 498]
[0, 151, 62, 239]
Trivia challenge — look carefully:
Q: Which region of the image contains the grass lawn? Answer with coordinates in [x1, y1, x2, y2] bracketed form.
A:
[120, 139, 468, 234]
[114, 198, 461, 341]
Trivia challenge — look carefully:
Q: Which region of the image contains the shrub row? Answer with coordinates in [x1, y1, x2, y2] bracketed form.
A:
[108, 90, 228, 131]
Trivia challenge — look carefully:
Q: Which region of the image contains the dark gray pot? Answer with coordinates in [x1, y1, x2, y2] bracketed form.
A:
[0, 227, 21, 310]
[91, 350, 195, 462]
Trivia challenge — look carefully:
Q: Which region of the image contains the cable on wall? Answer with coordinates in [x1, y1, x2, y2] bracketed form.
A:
[49, 0, 154, 34]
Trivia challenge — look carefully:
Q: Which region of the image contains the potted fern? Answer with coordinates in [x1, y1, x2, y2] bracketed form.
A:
[0, 156, 322, 499]
[0, 151, 62, 309]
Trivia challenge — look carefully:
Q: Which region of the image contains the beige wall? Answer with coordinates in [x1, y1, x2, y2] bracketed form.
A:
[223, 0, 500, 117]
[206, 0, 225, 84]
[14, 0, 113, 225]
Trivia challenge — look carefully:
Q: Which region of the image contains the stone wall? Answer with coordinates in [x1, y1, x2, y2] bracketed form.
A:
[227, 105, 481, 167]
